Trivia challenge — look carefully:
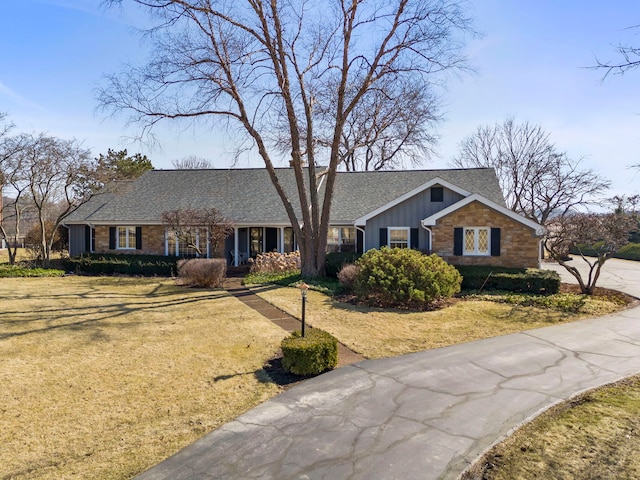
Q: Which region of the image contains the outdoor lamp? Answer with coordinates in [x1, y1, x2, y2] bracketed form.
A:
[298, 282, 309, 337]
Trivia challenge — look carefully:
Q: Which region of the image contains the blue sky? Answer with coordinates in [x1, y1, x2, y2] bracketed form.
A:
[1, 0, 639, 199]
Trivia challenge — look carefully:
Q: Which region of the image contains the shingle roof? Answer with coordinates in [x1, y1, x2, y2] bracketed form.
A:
[64, 167, 505, 225]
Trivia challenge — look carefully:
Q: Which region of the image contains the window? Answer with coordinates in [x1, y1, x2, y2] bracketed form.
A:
[388, 227, 410, 249]
[250, 227, 263, 257]
[167, 229, 204, 257]
[463, 227, 490, 256]
[284, 227, 295, 253]
[117, 226, 136, 249]
[431, 186, 444, 202]
[327, 226, 356, 253]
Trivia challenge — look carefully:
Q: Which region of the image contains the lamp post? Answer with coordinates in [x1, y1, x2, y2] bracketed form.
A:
[298, 282, 309, 337]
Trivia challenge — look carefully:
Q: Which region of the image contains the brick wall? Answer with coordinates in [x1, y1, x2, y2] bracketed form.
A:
[95, 225, 166, 255]
[431, 201, 541, 269]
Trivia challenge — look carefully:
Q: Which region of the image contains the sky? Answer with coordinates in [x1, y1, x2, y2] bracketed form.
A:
[1, 0, 640, 200]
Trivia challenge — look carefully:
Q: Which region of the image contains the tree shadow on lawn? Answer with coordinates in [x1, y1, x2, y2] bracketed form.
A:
[0, 289, 231, 340]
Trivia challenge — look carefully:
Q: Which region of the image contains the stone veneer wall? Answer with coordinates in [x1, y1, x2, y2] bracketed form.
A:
[94, 225, 166, 255]
[430, 201, 541, 269]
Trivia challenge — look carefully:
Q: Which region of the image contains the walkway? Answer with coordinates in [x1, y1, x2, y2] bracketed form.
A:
[137, 259, 640, 480]
[224, 276, 365, 368]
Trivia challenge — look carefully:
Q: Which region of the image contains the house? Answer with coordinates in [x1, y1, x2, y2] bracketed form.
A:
[63, 167, 545, 269]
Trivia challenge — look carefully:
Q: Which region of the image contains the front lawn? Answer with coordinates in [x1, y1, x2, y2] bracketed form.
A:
[248, 284, 631, 359]
[0, 277, 287, 480]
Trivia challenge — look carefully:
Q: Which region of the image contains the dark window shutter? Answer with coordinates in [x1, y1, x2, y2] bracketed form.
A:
[491, 228, 501, 256]
[379, 228, 388, 248]
[109, 227, 116, 250]
[453, 227, 463, 256]
[410, 228, 419, 250]
[135, 227, 143, 250]
[84, 225, 91, 253]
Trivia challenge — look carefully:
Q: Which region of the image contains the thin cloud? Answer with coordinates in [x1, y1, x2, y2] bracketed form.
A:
[0, 81, 46, 112]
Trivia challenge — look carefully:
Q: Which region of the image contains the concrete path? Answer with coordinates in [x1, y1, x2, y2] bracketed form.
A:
[224, 276, 365, 368]
[137, 259, 640, 480]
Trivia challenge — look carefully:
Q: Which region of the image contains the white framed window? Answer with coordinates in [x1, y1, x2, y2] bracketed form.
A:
[327, 226, 356, 253]
[117, 226, 136, 249]
[388, 227, 410, 249]
[463, 227, 490, 256]
[166, 229, 205, 257]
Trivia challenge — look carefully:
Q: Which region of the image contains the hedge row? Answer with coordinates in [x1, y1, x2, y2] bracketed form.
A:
[64, 254, 179, 276]
[0, 265, 65, 277]
[569, 242, 640, 261]
[455, 266, 560, 294]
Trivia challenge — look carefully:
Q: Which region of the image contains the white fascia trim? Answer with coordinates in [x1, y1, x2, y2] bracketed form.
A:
[421, 194, 546, 236]
[354, 177, 471, 225]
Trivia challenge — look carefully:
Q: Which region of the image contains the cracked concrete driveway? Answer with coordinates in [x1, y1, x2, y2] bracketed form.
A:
[136, 259, 640, 480]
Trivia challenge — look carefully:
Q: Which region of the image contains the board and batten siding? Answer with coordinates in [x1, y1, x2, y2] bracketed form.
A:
[67, 224, 88, 256]
[364, 187, 464, 251]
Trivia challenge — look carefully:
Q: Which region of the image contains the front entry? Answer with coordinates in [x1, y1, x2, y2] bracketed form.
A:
[265, 228, 278, 252]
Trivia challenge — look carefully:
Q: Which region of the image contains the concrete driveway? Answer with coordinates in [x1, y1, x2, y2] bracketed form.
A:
[137, 259, 640, 480]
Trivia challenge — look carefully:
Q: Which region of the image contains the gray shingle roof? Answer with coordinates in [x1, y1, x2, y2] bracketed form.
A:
[64, 167, 505, 225]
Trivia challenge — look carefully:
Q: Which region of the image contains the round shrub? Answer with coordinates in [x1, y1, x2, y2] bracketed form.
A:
[337, 263, 360, 290]
[354, 247, 462, 309]
[281, 328, 338, 375]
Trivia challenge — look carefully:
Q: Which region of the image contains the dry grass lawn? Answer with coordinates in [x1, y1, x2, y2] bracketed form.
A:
[250, 285, 628, 359]
[464, 375, 640, 479]
[0, 276, 287, 480]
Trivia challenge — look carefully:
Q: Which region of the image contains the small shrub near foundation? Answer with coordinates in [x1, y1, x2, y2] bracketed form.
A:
[281, 328, 338, 375]
[249, 251, 301, 274]
[337, 263, 359, 290]
[177, 258, 227, 288]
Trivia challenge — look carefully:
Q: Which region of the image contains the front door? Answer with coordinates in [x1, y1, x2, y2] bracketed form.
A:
[265, 228, 278, 252]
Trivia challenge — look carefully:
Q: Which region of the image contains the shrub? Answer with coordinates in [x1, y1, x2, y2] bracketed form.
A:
[353, 248, 462, 309]
[0, 265, 65, 277]
[281, 328, 338, 375]
[249, 251, 300, 274]
[456, 266, 560, 294]
[64, 254, 178, 276]
[614, 243, 640, 261]
[337, 263, 359, 290]
[325, 251, 361, 277]
[177, 258, 227, 288]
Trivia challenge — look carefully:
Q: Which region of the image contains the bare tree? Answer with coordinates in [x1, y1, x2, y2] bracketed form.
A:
[17, 134, 94, 267]
[544, 212, 636, 294]
[451, 118, 610, 225]
[99, 0, 473, 276]
[320, 77, 440, 171]
[171, 155, 214, 169]
[161, 208, 234, 257]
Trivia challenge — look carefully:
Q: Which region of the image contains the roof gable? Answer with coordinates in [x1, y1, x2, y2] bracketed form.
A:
[421, 194, 545, 235]
[353, 177, 470, 225]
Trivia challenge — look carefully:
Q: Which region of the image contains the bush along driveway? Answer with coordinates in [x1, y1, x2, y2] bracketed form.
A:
[136, 259, 640, 480]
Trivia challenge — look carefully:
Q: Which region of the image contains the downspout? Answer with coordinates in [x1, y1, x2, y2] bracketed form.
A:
[421, 220, 433, 254]
[355, 226, 366, 253]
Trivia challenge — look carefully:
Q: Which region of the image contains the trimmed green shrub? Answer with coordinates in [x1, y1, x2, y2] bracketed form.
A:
[326, 251, 361, 277]
[281, 328, 338, 375]
[64, 253, 179, 276]
[0, 265, 65, 277]
[353, 247, 462, 309]
[613, 243, 640, 261]
[456, 266, 560, 294]
[177, 258, 227, 288]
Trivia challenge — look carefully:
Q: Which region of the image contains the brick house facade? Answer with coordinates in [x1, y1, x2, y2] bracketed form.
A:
[428, 200, 542, 269]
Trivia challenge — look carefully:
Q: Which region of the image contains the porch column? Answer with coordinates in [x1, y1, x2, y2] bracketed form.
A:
[280, 227, 285, 253]
[234, 227, 239, 266]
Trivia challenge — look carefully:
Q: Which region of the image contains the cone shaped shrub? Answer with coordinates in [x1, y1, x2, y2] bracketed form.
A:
[354, 247, 462, 309]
